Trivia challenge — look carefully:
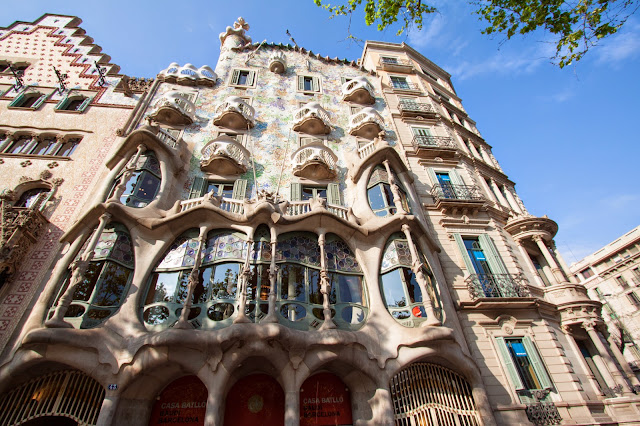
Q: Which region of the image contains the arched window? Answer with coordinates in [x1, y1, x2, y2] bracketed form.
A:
[275, 232, 366, 330]
[118, 150, 161, 207]
[15, 187, 50, 209]
[143, 229, 249, 329]
[366, 165, 409, 217]
[50, 223, 134, 328]
[379, 233, 442, 327]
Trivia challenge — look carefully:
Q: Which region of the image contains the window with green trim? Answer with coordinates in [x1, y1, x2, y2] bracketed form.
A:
[117, 151, 161, 208]
[188, 177, 247, 201]
[8, 90, 47, 110]
[496, 336, 552, 394]
[230, 69, 256, 87]
[55, 93, 91, 113]
[49, 223, 134, 329]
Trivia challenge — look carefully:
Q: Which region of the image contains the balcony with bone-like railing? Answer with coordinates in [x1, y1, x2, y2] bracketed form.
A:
[398, 99, 439, 118]
[291, 143, 338, 180]
[292, 102, 331, 135]
[200, 136, 251, 175]
[154, 127, 181, 149]
[341, 77, 375, 105]
[212, 96, 255, 130]
[412, 134, 458, 158]
[157, 63, 217, 86]
[148, 91, 196, 126]
[348, 107, 385, 139]
[378, 57, 414, 73]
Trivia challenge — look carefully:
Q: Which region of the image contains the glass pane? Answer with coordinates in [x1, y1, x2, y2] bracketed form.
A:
[341, 306, 365, 324]
[507, 339, 542, 390]
[207, 303, 234, 321]
[58, 142, 78, 157]
[193, 268, 210, 304]
[72, 262, 103, 301]
[367, 186, 386, 213]
[308, 269, 322, 305]
[402, 267, 423, 303]
[92, 262, 131, 306]
[133, 171, 160, 203]
[144, 306, 169, 325]
[337, 274, 364, 305]
[146, 271, 181, 303]
[280, 303, 306, 321]
[175, 271, 191, 304]
[210, 263, 239, 299]
[381, 270, 408, 308]
[31, 140, 54, 155]
[280, 264, 306, 302]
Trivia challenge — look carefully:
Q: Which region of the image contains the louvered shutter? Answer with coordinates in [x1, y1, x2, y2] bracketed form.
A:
[522, 337, 553, 389]
[312, 76, 320, 92]
[55, 95, 69, 110]
[77, 96, 92, 112]
[247, 71, 255, 86]
[232, 179, 247, 200]
[32, 94, 47, 109]
[290, 182, 302, 201]
[231, 70, 240, 85]
[453, 233, 476, 274]
[478, 234, 508, 274]
[496, 337, 526, 390]
[189, 176, 205, 199]
[450, 169, 465, 186]
[9, 92, 25, 107]
[298, 76, 305, 91]
[327, 183, 341, 205]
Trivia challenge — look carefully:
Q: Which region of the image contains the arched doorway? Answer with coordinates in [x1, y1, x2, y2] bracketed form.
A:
[0, 370, 104, 425]
[300, 372, 353, 425]
[224, 374, 284, 426]
[390, 363, 481, 425]
[148, 375, 207, 426]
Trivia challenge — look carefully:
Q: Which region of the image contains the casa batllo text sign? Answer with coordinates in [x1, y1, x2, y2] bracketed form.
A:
[149, 375, 207, 426]
[300, 373, 353, 426]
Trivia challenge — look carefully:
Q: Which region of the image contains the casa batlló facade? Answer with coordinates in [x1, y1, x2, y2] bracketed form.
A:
[0, 13, 639, 426]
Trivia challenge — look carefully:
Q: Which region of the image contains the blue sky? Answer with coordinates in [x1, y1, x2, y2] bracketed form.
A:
[2, 1, 639, 264]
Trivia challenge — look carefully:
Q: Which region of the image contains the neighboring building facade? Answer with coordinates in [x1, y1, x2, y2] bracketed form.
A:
[0, 13, 639, 426]
[570, 226, 640, 379]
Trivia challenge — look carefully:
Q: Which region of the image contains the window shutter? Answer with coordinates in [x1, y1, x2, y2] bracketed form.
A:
[290, 182, 302, 201]
[55, 95, 69, 110]
[32, 94, 47, 109]
[231, 69, 240, 85]
[298, 76, 305, 91]
[327, 183, 341, 205]
[496, 337, 526, 391]
[9, 92, 25, 107]
[232, 179, 247, 200]
[426, 168, 438, 185]
[247, 71, 255, 86]
[522, 336, 553, 389]
[77, 96, 92, 112]
[453, 233, 476, 274]
[450, 169, 465, 186]
[478, 234, 508, 274]
[312, 76, 320, 92]
[189, 176, 205, 199]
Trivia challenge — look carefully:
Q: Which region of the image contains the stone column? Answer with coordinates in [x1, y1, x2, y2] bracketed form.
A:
[606, 333, 640, 388]
[383, 160, 407, 215]
[23, 133, 39, 154]
[318, 230, 336, 330]
[95, 392, 119, 426]
[0, 133, 14, 151]
[549, 240, 578, 284]
[467, 141, 482, 159]
[108, 144, 146, 203]
[46, 212, 111, 327]
[503, 186, 524, 215]
[263, 226, 279, 323]
[533, 235, 566, 284]
[401, 225, 440, 326]
[515, 239, 546, 287]
[284, 389, 300, 426]
[175, 229, 207, 328]
[50, 134, 66, 156]
[234, 229, 254, 324]
[583, 320, 631, 395]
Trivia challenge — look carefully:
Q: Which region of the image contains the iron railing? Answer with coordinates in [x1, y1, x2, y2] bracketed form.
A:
[398, 100, 436, 114]
[525, 402, 562, 425]
[412, 135, 456, 150]
[389, 80, 420, 91]
[431, 183, 484, 202]
[466, 273, 531, 299]
[380, 57, 413, 67]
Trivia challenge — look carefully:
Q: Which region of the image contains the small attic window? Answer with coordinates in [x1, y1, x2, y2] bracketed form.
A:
[55, 94, 91, 113]
[9, 90, 47, 110]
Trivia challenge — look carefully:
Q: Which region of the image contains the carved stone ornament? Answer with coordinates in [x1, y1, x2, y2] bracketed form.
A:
[19, 176, 30, 183]
[40, 170, 53, 180]
[20, 160, 32, 168]
[47, 162, 59, 169]
[52, 178, 64, 187]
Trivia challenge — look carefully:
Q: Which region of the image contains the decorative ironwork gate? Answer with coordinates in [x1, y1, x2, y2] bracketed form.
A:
[0, 370, 104, 425]
[390, 363, 481, 426]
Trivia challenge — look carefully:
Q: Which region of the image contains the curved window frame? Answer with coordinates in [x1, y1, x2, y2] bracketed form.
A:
[117, 150, 161, 208]
[379, 233, 442, 327]
[366, 166, 410, 217]
[49, 223, 135, 329]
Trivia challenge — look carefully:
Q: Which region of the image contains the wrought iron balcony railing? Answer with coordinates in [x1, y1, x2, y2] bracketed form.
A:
[412, 135, 456, 149]
[525, 402, 562, 426]
[389, 81, 420, 91]
[466, 273, 531, 299]
[398, 100, 436, 115]
[380, 57, 412, 66]
[430, 184, 484, 202]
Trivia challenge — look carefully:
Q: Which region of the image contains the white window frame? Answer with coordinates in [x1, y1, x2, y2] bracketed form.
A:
[229, 69, 257, 88]
[297, 75, 321, 94]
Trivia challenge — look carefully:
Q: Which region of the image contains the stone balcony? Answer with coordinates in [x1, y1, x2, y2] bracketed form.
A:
[213, 96, 255, 130]
[430, 183, 485, 214]
[200, 136, 251, 175]
[348, 107, 384, 139]
[341, 77, 375, 105]
[0, 203, 48, 286]
[148, 90, 196, 126]
[291, 142, 338, 180]
[292, 102, 331, 135]
[379, 57, 414, 73]
[269, 51, 286, 74]
[466, 273, 531, 299]
[398, 100, 438, 118]
[412, 135, 458, 158]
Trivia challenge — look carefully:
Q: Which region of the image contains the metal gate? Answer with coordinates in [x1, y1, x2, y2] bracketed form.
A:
[0, 370, 104, 425]
[390, 363, 481, 426]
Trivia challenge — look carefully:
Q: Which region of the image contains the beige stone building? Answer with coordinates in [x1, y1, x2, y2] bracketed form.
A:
[569, 226, 640, 379]
[0, 13, 639, 426]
